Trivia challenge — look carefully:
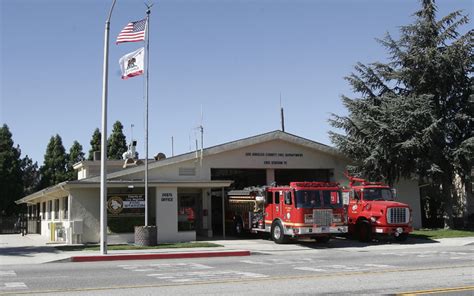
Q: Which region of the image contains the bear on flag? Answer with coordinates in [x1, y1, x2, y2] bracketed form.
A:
[119, 47, 144, 79]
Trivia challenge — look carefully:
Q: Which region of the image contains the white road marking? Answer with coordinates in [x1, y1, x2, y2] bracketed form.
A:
[294, 267, 325, 272]
[0, 282, 28, 290]
[119, 263, 213, 272]
[240, 258, 324, 266]
[294, 263, 395, 273]
[144, 270, 268, 283]
[364, 264, 394, 268]
[381, 250, 473, 261]
[0, 270, 16, 277]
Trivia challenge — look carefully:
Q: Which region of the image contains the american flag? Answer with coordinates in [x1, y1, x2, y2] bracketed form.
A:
[116, 19, 147, 44]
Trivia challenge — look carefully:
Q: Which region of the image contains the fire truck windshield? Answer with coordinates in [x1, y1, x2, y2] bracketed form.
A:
[363, 188, 394, 201]
[295, 190, 343, 208]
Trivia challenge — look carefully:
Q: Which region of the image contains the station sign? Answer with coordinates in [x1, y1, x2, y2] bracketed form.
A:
[107, 194, 145, 217]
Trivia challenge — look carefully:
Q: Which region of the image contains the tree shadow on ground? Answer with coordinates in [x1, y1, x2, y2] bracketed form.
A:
[0, 246, 62, 257]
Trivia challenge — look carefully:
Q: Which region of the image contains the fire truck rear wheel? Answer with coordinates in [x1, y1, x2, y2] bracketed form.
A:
[233, 219, 243, 236]
[357, 220, 372, 242]
[271, 221, 288, 244]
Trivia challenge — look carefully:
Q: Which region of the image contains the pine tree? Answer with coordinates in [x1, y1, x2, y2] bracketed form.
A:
[0, 124, 23, 215]
[329, 0, 472, 228]
[107, 121, 127, 160]
[38, 135, 68, 189]
[66, 141, 85, 180]
[88, 128, 101, 161]
[20, 155, 39, 196]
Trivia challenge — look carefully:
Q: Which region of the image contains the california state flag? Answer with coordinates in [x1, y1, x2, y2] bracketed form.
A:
[119, 47, 144, 79]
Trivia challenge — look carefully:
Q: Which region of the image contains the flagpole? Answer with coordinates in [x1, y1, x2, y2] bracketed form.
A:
[144, 7, 151, 227]
[100, 0, 117, 255]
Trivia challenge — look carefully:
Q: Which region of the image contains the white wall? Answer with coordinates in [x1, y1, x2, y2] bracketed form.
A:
[69, 188, 100, 243]
[393, 179, 422, 228]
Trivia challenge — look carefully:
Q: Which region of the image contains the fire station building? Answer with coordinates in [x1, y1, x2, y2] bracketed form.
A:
[16, 130, 422, 244]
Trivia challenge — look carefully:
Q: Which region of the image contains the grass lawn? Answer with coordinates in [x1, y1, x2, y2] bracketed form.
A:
[54, 242, 223, 252]
[411, 229, 474, 240]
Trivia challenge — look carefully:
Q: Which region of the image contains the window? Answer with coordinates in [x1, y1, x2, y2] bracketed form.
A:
[48, 200, 52, 220]
[295, 190, 321, 208]
[322, 191, 343, 208]
[63, 196, 68, 219]
[54, 199, 59, 219]
[274, 192, 280, 204]
[284, 191, 292, 205]
[178, 195, 195, 231]
[36, 203, 40, 219]
[42, 202, 46, 220]
[266, 191, 273, 204]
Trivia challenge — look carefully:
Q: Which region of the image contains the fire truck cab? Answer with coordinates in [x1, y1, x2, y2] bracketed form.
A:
[227, 182, 348, 244]
[343, 175, 413, 242]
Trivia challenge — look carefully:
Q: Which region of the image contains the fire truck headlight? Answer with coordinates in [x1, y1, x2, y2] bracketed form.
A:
[370, 216, 380, 223]
[332, 214, 342, 223]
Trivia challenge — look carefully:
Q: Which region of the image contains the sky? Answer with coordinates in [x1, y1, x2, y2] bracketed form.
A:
[1, 0, 472, 165]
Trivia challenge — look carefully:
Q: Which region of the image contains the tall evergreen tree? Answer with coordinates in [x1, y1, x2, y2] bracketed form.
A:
[88, 128, 101, 161]
[108, 121, 127, 160]
[20, 155, 39, 196]
[329, 0, 472, 228]
[38, 134, 68, 189]
[0, 124, 23, 215]
[66, 140, 85, 180]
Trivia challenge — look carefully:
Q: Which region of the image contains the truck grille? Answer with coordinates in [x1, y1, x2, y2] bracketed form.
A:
[313, 209, 333, 226]
[387, 207, 409, 224]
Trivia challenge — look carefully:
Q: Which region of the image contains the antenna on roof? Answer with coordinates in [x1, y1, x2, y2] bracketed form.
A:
[196, 105, 204, 166]
[171, 136, 174, 157]
[280, 93, 285, 132]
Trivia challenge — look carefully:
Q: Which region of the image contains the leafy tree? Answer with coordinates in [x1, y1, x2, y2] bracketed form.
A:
[66, 140, 85, 180]
[21, 155, 39, 196]
[107, 121, 127, 160]
[329, 0, 472, 228]
[0, 124, 23, 215]
[88, 128, 101, 160]
[38, 135, 68, 189]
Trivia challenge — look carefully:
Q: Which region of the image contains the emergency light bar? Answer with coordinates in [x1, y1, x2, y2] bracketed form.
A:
[290, 182, 340, 188]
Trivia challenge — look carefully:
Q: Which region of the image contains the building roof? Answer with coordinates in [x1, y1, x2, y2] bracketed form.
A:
[16, 130, 344, 204]
[94, 130, 345, 181]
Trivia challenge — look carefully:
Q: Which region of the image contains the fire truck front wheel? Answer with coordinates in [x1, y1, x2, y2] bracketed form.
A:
[357, 220, 372, 242]
[271, 221, 288, 244]
[395, 233, 408, 242]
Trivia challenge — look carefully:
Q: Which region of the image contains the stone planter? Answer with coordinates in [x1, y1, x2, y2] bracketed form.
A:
[134, 225, 157, 246]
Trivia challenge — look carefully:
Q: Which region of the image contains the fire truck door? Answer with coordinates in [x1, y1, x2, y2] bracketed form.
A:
[273, 191, 281, 218]
[265, 190, 273, 224]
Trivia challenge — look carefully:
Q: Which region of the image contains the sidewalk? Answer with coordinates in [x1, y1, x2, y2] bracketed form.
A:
[1, 234, 473, 265]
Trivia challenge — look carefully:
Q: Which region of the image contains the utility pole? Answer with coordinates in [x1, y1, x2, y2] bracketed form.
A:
[100, 0, 117, 255]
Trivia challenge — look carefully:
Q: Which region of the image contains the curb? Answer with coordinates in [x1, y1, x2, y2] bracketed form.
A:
[70, 250, 251, 262]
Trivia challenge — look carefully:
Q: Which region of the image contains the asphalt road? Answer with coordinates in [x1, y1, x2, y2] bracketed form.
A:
[1, 240, 473, 295]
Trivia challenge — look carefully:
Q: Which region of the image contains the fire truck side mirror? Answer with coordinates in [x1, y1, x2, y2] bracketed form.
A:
[352, 190, 360, 201]
[391, 188, 397, 199]
[342, 191, 350, 205]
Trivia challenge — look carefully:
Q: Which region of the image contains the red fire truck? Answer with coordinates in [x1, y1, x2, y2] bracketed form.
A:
[343, 175, 413, 242]
[226, 182, 348, 244]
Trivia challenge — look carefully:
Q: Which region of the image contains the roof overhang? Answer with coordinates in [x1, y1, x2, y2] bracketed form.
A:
[16, 180, 233, 204]
[16, 181, 69, 205]
[94, 130, 348, 181]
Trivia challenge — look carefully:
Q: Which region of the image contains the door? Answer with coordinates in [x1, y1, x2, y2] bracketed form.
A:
[273, 191, 281, 219]
[264, 190, 273, 225]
